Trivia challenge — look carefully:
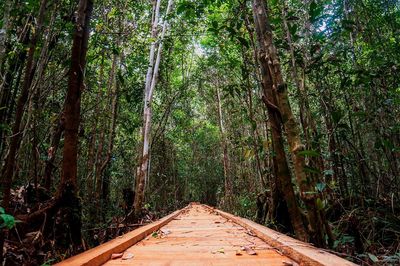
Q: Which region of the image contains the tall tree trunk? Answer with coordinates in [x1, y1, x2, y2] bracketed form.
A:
[134, 0, 173, 216]
[253, 0, 330, 247]
[134, 0, 162, 217]
[252, 0, 308, 242]
[216, 85, 232, 207]
[95, 130, 105, 206]
[57, 0, 93, 247]
[86, 53, 105, 200]
[100, 52, 120, 207]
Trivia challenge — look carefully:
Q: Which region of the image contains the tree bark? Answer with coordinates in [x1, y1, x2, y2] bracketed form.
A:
[57, 0, 93, 247]
[253, 0, 330, 247]
[252, 0, 308, 242]
[216, 85, 232, 207]
[134, 0, 174, 216]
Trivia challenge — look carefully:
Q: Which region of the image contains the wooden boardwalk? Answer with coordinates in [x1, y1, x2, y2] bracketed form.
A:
[57, 204, 356, 265]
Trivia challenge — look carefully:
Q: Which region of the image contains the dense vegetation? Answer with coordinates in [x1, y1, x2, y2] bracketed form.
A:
[0, 0, 399, 264]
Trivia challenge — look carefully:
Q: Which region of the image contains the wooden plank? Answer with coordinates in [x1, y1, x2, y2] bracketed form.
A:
[55, 208, 185, 266]
[104, 203, 295, 266]
[210, 206, 357, 266]
[57, 203, 357, 266]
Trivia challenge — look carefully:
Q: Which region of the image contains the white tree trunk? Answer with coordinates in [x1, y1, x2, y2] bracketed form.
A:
[135, 0, 174, 215]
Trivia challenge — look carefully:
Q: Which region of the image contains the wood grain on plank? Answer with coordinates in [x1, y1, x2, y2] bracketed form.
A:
[54, 208, 184, 266]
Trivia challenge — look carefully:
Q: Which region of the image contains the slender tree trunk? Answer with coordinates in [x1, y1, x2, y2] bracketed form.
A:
[43, 116, 64, 191]
[134, 0, 162, 217]
[86, 53, 105, 200]
[252, 0, 308, 242]
[134, 0, 174, 216]
[241, 48, 266, 189]
[94, 50, 119, 217]
[216, 85, 232, 207]
[57, 0, 93, 247]
[100, 52, 120, 206]
[95, 130, 105, 205]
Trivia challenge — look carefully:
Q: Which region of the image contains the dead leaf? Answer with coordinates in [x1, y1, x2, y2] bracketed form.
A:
[245, 230, 256, 237]
[212, 248, 225, 254]
[214, 221, 221, 224]
[160, 229, 171, 235]
[122, 253, 134, 260]
[242, 246, 257, 255]
[111, 253, 123, 259]
[282, 261, 295, 266]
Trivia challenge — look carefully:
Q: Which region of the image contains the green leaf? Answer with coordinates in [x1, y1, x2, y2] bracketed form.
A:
[297, 150, 319, 157]
[323, 169, 334, 176]
[316, 198, 324, 210]
[0, 207, 4, 214]
[0, 213, 16, 229]
[270, 0, 279, 7]
[367, 253, 379, 263]
[304, 166, 320, 174]
[316, 182, 326, 192]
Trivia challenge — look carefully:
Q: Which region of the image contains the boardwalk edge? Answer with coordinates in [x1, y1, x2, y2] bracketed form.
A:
[207, 205, 357, 266]
[54, 207, 186, 266]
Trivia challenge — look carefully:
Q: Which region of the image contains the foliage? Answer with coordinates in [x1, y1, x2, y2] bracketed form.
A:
[0, 0, 399, 264]
[0, 207, 16, 229]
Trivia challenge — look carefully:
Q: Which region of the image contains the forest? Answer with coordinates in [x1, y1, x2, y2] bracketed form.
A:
[0, 0, 399, 265]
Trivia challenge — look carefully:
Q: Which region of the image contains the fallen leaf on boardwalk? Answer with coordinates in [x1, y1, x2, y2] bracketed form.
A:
[245, 230, 256, 237]
[212, 248, 225, 254]
[282, 260, 295, 265]
[111, 253, 123, 259]
[122, 253, 134, 260]
[242, 246, 257, 255]
[160, 229, 171, 235]
[235, 250, 242, 256]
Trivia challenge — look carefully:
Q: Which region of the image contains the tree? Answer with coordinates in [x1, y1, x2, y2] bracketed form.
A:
[134, 0, 174, 216]
[57, 0, 93, 247]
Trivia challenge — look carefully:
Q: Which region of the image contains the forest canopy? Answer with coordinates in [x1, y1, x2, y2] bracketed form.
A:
[0, 0, 399, 264]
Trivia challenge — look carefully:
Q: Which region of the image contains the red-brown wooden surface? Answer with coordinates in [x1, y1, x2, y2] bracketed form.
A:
[57, 204, 357, 266]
